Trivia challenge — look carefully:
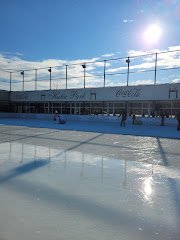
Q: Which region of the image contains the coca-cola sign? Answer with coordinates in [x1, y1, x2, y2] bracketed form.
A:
[116, 87, 142, 98]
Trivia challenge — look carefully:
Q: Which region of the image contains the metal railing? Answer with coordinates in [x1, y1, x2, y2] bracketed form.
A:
[0, 49, 180, 91]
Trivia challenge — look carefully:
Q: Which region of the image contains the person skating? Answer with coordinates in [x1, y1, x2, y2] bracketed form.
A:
[132, 114, 136, 125]
[120, 112, 127, 127]
[54, 110, 58, 121]
[176, 112, 180, 130]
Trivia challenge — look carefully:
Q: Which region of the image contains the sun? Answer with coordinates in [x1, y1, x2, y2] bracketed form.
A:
[143, 24, 162, 45]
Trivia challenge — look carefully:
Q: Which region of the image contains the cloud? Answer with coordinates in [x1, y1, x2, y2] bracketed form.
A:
[15, 52, 24, 57]
[172, 78, 180, 83]
[0, 46, 180, 91]
[168, 46, 180, 51]
[101, 53, 115, 58]
[130, 79, 154, 85]
[123, 19, 134, 23]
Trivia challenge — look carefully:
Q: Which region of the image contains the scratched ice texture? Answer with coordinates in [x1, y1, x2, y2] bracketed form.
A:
[0, 119, 180, 240]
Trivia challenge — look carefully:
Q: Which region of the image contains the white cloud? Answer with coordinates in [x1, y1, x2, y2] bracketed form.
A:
[172, 78, 180, 83]
[0, 46, 180, 91]
[101, 53, 115, 58]
[15, 52, 24, 57]
[168, 46, 180, 51]
[130, 79, 154, 85]
[123, 19, 134, 23]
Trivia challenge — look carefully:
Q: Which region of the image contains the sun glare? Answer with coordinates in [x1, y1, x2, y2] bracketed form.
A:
[143, 24, 162, 45]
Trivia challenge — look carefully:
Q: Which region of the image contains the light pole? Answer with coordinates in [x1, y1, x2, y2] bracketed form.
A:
[154, 52, 158, 85]
[48, 67, 52, 90]
[126, 57, 130, 86]
[20, 71, 24, 91]
[82, 64, 86, 88]
[104, 60, 106, 87]
[66, 65, 68, 89]
[9, 72, 12, 92]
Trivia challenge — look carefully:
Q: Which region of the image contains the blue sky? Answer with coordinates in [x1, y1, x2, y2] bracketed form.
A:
[0, 0, 180, 90]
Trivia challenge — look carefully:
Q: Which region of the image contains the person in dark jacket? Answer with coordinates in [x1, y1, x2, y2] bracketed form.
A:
[132, 114, 136, 125]
[120, 112, 127, 127]
[160, 113, 165, 126]
[176, 112, 180, 130]
[54, 110, 58, 121]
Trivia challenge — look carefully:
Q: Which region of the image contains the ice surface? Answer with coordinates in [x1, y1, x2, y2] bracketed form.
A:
[0, 119, 180, 240]
[0, 117, 180, 139]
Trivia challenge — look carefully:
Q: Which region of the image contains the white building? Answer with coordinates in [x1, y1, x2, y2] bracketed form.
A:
[8, 83, 180, 117]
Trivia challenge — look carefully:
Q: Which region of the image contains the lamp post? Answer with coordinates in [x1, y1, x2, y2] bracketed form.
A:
[9, 72, 12, 92]
[20, 71, 24, 91]
[154, 52, 158, 85]
[48, 67, 52, 90]
[126, 57, 130, 86]
[66, 65, 68, 89]
[104, 60, 106, 87]
[82, 64, 86, 88]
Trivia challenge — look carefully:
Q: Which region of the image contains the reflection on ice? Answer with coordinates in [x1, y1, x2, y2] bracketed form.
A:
[0, 160, 48, 184]
[144, 177, 153, 196]
[142, 177, 154, 204]
[0, 140, 180, 240]
[0, 141, 180, 186]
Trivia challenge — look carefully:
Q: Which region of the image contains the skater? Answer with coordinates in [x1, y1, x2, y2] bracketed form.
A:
[176, 112, 180, 130]
[160, 113, 165, 126]
[132, 114, 136, 125]
[54, 110, 58, 121]
[120, 112, 127, 127]
[58, 115, 66, 124]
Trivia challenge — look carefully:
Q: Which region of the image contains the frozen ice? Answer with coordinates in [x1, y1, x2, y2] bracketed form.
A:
[0, 119, 180, 240]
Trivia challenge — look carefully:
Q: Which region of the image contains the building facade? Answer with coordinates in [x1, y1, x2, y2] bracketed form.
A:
[8, 83, 180, 117]
[0, 90, 10, 112]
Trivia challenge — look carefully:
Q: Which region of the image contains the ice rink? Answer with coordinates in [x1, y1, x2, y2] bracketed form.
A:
[0, 119, 180, 240]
